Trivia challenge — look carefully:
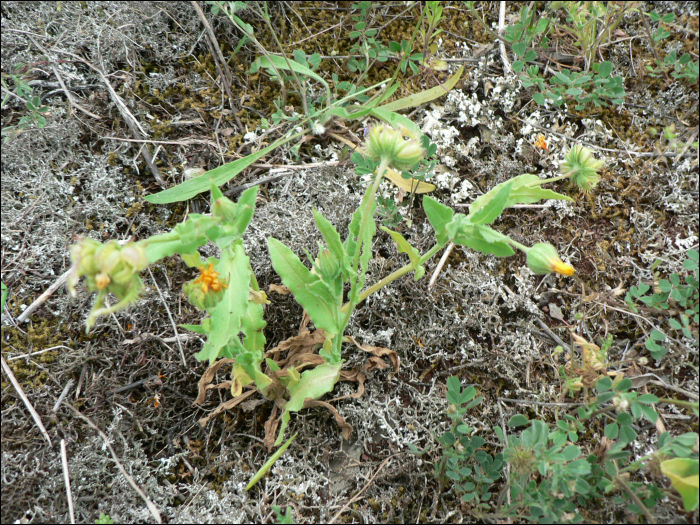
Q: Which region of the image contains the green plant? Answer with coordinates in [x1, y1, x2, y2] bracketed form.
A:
[70, 130, 601, 448]
[494, 375, 698, 523]
[431, 376, 503, 506]
[347, 1, 392, 80]
[646, 10, 675, 43]
[625, 249, 699, 359]
[1, 63, 51, 143]
[517, 58, 626, 110]
[416, 1, 448, 71]
[95, 512, 114, 524]
[1, 282, 7, 315]
[272, 505, 294, 524]
[646, 50, 700, 83]
[555, 1, 631, 71]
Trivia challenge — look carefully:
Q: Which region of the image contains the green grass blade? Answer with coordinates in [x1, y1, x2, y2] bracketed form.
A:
[143, 133, 301, 204]
[246, 433, 297, 491]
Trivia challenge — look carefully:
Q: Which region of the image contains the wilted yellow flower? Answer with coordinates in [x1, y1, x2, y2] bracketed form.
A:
[527, 243, 575, 276]
[534, 134, 548, 150]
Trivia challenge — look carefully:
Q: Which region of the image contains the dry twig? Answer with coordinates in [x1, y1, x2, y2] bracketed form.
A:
[60, 439, 76, 524]
[328, 453, 404, 524]
[1, 355, 53, 446]
[62, 403, 163, 523]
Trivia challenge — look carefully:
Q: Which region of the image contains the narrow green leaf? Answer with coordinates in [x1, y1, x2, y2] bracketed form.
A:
[454, 224, 515, 257]
[178, 323, 208, 335]
[144, 135, 296, 204]
[0, 282, 7, 315]
[250, 55, 328, 88]
[313, 209, 351, 278]
[380, 226, 420, 263]
[246, 433, 297, 491]
[468, 181, 512, 225]
[345, 184, 377, 291]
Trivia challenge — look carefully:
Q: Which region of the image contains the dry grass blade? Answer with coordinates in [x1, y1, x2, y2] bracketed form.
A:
[62, 403, 162, 524]
[60, 439, 76, 524]
[328, 453, 405, 524]
[1, 355, 52, 447]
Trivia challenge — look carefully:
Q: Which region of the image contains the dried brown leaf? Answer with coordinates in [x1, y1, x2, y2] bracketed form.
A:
[304, 399, 353, 441]
[198, 389, 257, 426]
[194, 357, 236, 405]
[269, 283, 291, 295]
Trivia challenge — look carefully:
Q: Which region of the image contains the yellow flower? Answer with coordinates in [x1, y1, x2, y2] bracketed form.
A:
[193, 264, 228, 293]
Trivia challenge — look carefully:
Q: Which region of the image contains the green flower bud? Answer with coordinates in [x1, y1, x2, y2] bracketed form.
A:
[67, 238, 149, 331]
[317, 248, 340, 280]
[561, 145, 604, 193]
[212, 196, 237, 222]
[69, 238, 101, 295]
[527, 243, 575, 276]
[365, 124, 426, 171]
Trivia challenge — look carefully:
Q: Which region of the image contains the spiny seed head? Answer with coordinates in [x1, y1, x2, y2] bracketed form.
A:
[365, 124, 426, 171]
[561, 144, 604, 193]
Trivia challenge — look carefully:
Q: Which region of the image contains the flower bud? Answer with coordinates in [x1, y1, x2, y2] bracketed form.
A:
[527, 243, 575, 276]
[212, 196, 237, 223]
[561, 145, 604, 193]
[365, 124, 426, 171]
[317, 248, 340, 281]
[67, 238, 148, 331]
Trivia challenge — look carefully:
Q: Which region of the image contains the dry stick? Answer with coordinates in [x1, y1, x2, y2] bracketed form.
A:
[616, 475, 656, 524]
[53, 379, 75, 412]
[497, 1, 513, 75]
[16, 239, 132, 324]
[16, 267, 72, 324]
[1, 355, 52, 446]
[49, 48, 166, 187]
[26, 35, 102, 120]
[60, 439, 76, 524]
[62, 403, 163, 523]
[100, 135, 219, 147]
[328, 453, 404, 524]
[147, 267, 187, 367]
[428, 242, 453, 291]
[190, 1, 236, 112]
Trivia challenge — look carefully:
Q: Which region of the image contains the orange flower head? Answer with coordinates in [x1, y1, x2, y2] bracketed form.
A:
[534, 134, 548, 151]
[193, 264, 228, 294]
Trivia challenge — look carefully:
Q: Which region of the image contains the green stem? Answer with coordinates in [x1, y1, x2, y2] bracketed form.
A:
[341, 242, 443, 313]
[525, 173, 571, 187]
[657, 398, 700, 410]
[352, 158, 390, 275]
[505, 237, 530, 254]
[342, 158, 390, 326]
